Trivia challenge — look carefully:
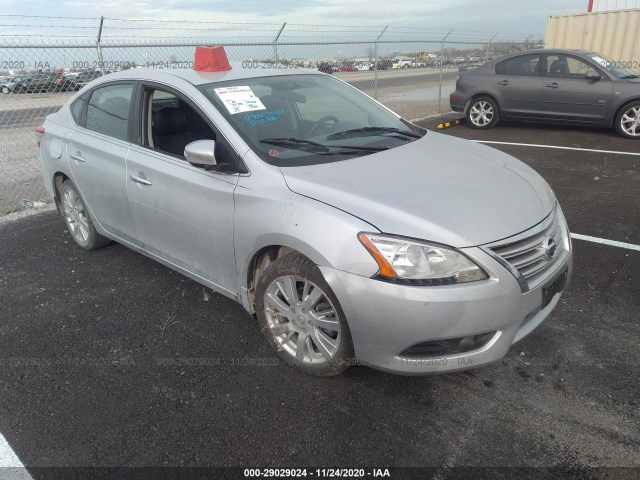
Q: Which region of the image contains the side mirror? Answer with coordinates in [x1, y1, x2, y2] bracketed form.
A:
[184, 140, 217, 166]
[585, 69, 602, 81]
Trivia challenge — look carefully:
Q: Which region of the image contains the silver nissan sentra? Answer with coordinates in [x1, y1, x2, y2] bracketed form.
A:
[39, 54, 572, 376]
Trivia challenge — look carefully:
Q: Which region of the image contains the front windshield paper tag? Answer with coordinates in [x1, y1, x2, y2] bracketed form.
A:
[214, 86, 266, 114]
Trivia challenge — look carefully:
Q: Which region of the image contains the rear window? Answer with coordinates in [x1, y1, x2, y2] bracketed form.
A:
[70, 94, 88, 125]
[496, 54, 540, 76]
[85, 83, 134, 141]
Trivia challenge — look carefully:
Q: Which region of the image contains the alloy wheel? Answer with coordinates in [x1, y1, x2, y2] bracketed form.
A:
[263, 275, 341, 365]
[63, 187, 90, 246]
[620, 106, 640, 137]
[469, 100, 494, 127]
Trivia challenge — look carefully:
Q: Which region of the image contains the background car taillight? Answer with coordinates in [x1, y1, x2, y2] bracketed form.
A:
[35, 125, 45, 148]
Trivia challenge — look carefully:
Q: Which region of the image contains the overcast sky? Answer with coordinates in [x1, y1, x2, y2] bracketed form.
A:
[0, 0, 589, 41]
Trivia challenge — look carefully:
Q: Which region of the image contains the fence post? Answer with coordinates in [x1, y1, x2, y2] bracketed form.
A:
[273, 22, 286, 63]
[485, 33, 497, 60]
[96, 16, 105, 70]
[438, 28, 453, 111]
[373, 25, 388, 100]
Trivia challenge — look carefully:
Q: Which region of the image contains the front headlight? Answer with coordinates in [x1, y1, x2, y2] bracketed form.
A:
[358, 233, 488, 286]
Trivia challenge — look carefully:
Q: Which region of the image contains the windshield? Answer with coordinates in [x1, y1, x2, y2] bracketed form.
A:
[587, 53, 638, 78]
[199, 74, 425, 166]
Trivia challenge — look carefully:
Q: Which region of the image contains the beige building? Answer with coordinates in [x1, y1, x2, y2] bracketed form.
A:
[545, 8, 640, 71]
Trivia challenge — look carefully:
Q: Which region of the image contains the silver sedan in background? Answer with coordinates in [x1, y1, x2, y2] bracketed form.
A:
[451, 49, 640, 139]
[39, 60, 572, 376]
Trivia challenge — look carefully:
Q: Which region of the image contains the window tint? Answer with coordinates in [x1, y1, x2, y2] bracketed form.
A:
[85, 83, 133, 141]
[496, 55, 540, 76]
[545, 54, 593, 78]
[69, 94, 88, 125]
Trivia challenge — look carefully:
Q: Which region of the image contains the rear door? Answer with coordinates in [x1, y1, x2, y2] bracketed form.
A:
[493, 53, 543, 118]
[125, 83, 240, 294]
[66, 82, 137, 242]
[540, 53, 613, 123]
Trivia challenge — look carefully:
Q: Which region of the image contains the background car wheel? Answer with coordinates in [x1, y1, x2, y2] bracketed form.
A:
[1, 86, 9, 94]
[467, 96, 499, 129]
[255, 253, 354, 376]
[615, 102, 640, 139]
[60, 180, 112, 250]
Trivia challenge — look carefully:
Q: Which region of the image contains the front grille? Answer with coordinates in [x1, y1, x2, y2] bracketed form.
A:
[487, 208, 568, 290]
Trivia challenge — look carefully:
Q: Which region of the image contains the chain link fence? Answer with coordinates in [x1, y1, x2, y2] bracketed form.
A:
[0, 20, 542, 215]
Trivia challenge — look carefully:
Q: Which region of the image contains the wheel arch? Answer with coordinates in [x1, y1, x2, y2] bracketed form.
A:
[52, 171, 70, 215]
[244, 244, 316, 315]
[465, 92, 500, 115]
[612, 97, 640, 127]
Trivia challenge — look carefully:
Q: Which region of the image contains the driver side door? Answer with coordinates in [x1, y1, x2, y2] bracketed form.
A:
[125, 83, 241, 296]
[540, 54, 613, 123]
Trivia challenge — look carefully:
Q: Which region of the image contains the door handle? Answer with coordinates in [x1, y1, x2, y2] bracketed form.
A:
[129, 173, 152, 186]
[496, 80, 510, 86]
[546, 83, 559, 88]
[70, 153, 85, 163]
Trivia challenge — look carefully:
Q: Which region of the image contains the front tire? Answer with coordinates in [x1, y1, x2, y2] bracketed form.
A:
[255, 253, 354, 376]
[1, 86, 9, 94]
[60, 180, 112, 250]
[467, 96, 499, 129]
[615, 102, 640, 139]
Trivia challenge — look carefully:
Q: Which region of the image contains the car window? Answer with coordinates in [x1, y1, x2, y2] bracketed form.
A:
[70, 93, 88, 125]
[141, 86, 238, 167]
[545, 55, 595, 79]
[199, 74, 425, 167]
[85, 83, 133, 141]
[496, 54, 540, 76]
[587, 52, 637, 79]
[295, 84, 368, 124]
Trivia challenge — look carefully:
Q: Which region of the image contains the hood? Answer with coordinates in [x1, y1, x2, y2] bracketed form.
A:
[280, 132, 555, 248]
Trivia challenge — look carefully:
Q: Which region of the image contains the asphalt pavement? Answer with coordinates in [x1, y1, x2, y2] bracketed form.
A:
[0, 119, 638, 479]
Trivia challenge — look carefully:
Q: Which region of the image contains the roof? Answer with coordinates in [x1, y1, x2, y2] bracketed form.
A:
[103, 62, 322, 86]
[495, 48, 596, 61]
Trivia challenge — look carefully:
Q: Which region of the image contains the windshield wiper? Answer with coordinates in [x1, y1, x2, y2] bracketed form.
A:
[326, 126, 422, 140]
[621, 74, 639, 79]
[260, 137, 388, 153]
[260, 137, 330, 152]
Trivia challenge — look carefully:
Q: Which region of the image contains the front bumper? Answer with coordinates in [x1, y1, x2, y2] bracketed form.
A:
[320, 240, 573, 375]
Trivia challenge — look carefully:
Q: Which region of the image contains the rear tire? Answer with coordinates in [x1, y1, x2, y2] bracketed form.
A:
[255, 253, 354, 376]
[466, 96, 499, 129]
[615, 101, 640, 139]
[1, 86, 9, 94]
[60, 180, 112, 250]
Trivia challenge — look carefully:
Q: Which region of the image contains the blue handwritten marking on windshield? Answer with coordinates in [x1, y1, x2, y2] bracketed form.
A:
[244, 108, 285, 127]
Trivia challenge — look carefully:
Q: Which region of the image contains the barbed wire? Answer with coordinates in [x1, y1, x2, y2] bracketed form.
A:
[0, 14, 544, 40]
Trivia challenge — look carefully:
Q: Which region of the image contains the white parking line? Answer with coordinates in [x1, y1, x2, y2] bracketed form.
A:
[472, 140, 640, 157]
[571, 233, 640, 252]
[0, 432, 32, 480]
